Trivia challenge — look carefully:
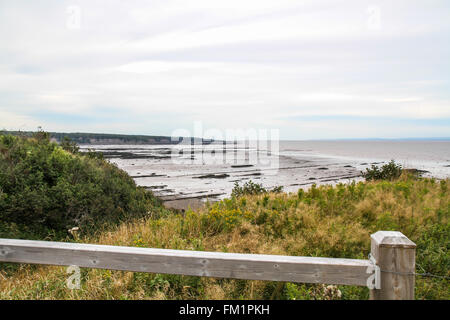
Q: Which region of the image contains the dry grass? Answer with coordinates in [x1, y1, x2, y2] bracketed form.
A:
[1, 175, 448, 300]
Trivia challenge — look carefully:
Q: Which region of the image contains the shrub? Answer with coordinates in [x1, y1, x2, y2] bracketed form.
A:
[231, 180, 283, 198]
[0, 175, 448, 299]
[362, 160, 403, 181]
[0, 133, 166, 239]
[60, 136, 80, 154]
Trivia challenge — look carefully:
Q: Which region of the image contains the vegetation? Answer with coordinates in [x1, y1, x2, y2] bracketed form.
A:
[0, 137, 447, 300]
[0, 130, 192, 145]
[0, 133, 168, 240]
[362, 160, 403, 181]
[231, 180, 284, 198]
[0, 168, 448, 299]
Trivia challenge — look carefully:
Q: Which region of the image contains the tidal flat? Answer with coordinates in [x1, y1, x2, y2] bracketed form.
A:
[81, 140, 450, 210]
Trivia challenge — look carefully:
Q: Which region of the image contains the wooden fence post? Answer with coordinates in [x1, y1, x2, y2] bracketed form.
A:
[369, 231, 416, 300]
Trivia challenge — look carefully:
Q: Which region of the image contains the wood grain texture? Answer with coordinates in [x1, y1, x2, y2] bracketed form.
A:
[0, 238, 372, 286]
[369, 231, 416, 300]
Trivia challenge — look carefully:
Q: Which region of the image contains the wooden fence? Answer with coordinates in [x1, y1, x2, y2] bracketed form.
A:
[0, 230, 416, 300]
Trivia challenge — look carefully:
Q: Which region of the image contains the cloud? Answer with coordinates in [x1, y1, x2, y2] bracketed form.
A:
[0, 0, 449, 139]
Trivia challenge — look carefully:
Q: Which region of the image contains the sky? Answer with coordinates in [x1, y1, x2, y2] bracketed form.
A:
[0, 0, 449, 140]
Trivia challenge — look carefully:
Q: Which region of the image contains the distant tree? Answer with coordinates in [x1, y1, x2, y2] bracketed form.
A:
[60, 136, 80, 154]
[33, 127, 50, 142]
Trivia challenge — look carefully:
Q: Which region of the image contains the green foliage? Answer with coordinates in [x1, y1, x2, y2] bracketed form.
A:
[362, 160, 403, 181]
[414, 222, 450, 300]
[231, 180, 283, 198]
[83, 148, 105, 160]
[60, 136, 80, 154]
[0, 133, 166, 239]
[231, 181, 265, 197]
[0, 147, 448, 300]
[1, 130, 182, 145]
[416, 223, 449, 277]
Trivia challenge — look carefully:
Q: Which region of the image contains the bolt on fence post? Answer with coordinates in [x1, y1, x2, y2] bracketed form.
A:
[369, 231, 416, 300]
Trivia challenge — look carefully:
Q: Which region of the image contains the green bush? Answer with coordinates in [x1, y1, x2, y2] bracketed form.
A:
[231, 180, 283, 198]
[362, 160, 403, 181]
[0, 133, 166, 239]
[60, 136, 80, 154]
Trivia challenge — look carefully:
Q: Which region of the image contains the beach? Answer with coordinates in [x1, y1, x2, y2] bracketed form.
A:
[80, 140, 450, 210]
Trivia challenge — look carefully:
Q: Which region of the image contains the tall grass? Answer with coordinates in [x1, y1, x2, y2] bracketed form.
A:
[0, 175, 448, 300]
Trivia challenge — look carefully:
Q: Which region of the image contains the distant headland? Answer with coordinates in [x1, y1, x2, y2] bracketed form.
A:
[0, 130, 214, 145]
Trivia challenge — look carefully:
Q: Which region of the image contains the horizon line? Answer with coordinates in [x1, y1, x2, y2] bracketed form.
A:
[1, 129, 449, 142]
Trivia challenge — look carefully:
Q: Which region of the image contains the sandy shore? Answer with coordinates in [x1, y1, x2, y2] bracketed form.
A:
[81, 141, 450, 212]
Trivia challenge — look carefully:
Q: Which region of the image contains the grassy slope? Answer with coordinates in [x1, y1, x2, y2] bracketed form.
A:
[1, 175, 448, 300]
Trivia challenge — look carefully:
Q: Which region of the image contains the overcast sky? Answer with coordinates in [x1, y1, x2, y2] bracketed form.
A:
[0, 0, 449, 139]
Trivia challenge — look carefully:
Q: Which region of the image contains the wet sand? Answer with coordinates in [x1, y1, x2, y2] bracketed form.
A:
[80, 140, 450, 211]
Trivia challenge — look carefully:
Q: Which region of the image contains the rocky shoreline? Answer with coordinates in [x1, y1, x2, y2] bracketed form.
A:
[80, 143, 447, 211]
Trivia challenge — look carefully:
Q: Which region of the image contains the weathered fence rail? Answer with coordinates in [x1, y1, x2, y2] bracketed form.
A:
[0, 231, 416, 300]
